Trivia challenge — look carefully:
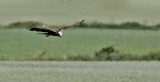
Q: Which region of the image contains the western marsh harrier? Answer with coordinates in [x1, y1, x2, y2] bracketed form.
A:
[28, 20, 84, 38]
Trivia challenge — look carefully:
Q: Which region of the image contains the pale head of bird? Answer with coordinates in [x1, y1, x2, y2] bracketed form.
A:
[58, 30, 62, 38]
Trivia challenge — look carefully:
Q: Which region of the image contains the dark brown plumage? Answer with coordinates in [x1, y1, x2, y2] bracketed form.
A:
[28, 20, 84, 38]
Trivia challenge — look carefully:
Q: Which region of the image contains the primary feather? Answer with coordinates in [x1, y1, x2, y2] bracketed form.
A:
[57, 20, 84, 31]
[29, 27, 54, 32]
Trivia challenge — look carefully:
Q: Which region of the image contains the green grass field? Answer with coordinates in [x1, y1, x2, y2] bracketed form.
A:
[0, 61, 160, 82]
[0, 0, 160, 25]
[0, 28, 160, 60]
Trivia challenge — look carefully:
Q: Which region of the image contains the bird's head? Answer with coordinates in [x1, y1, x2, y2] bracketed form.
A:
[58, 31, 62, 37]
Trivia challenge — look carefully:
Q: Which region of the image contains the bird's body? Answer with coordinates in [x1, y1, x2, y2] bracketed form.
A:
[28, 20, 84, 38]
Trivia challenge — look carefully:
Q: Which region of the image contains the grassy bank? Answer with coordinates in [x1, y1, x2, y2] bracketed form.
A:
[1, 21, 160, 30]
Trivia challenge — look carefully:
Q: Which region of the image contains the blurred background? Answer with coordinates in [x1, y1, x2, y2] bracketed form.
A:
[0, 0, 160, 82]
[1, 0, 160, 25]
[0, 0, 160, 61]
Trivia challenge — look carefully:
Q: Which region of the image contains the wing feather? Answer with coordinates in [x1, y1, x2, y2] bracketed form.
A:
[57, 20, 84, 32]
[28, 26, 54, 33]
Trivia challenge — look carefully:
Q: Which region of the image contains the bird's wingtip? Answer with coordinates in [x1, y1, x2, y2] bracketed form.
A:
[26, 26, 31, 30]
[26, 26, 35, 30]
[80, 19, 85, 23]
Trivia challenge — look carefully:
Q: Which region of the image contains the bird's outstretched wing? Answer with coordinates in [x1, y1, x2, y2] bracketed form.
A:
[57, 20, 84, 32]
[28, 26, 54, 33]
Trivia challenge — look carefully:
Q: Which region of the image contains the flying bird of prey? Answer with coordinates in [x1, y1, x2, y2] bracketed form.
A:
[28, 20, 84, 38]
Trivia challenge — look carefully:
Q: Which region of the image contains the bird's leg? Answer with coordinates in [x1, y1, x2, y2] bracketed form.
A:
[46, 35, 50, 37]
[38, 32, 50, 37]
